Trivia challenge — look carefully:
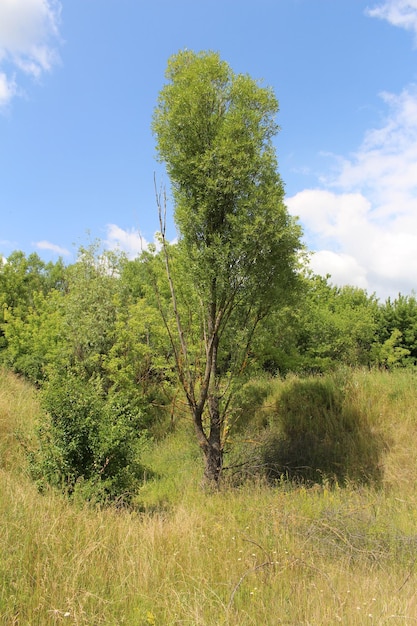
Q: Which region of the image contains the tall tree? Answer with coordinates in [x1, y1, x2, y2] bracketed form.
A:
[152, 50, 303, 484]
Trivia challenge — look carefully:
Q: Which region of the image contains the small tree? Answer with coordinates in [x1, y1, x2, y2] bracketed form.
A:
[152, 50, 303, 485]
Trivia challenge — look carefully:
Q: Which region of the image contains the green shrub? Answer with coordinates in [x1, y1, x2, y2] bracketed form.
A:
[30, 372, 152, 504]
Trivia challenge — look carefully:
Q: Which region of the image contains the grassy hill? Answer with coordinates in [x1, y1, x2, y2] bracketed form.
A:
[1, 367, 417, 625]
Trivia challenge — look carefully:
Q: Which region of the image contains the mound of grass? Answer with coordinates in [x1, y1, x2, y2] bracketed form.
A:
[261, 373, 386, 485]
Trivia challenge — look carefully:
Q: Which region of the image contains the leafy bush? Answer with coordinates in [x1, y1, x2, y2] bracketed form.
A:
[30, 372, 152, 504]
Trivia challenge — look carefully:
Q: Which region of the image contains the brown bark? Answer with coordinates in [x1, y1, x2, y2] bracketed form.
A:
[203, 439, 223, 486]
[204, 333, 223, 485]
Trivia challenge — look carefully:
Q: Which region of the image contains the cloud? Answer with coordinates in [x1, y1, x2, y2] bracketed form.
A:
[367, 1, 417, 36]
[309, 251, 369, 290]
[0, 0, 62, 108]
[287, 85, 417, 300]
[35, 240, 70, 256]
[0, 72, 17, 107]
[334, 88, 417, 201]
[105, 224, 149, 259]
[105, 224, 169, 259]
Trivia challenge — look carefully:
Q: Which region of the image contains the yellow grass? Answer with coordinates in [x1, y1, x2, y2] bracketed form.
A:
[1, 367, 417, 625]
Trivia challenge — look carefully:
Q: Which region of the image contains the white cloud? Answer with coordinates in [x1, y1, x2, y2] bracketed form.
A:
[0, 0, 61, 108]
[105, 224, 169, 259]
[309, 251, 369, 290]
[287, 85, 417, 300]
[105, 224, 149, 259]
[0, 72, 17, 107]
[367, 1, 417, 36]
[35, 240, 70, 256]
[334, 88, 417, 202]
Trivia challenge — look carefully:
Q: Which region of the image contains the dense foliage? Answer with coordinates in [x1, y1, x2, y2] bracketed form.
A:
[0, 246, 169, 503]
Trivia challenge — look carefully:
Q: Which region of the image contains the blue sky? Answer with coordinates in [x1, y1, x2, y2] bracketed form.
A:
[1, 0, 417, 300]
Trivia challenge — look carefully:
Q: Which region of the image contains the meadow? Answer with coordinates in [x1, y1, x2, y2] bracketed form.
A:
[1, 367, 417, 625]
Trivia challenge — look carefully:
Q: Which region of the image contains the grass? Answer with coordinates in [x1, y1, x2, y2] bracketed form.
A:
[2, 367, 417, 624]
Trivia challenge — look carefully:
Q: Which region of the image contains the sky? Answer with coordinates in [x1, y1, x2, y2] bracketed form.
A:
[1, 0, 417, 301]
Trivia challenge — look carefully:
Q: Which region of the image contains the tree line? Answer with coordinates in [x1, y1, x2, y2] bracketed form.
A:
[1, 249, 415, 380]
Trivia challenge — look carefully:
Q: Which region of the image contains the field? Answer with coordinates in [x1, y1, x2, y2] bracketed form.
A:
[1, 367, 417, 625]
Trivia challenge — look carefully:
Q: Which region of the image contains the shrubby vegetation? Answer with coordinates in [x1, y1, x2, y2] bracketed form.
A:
[0, 246, 172, 503]
[1, 242, 416, 501]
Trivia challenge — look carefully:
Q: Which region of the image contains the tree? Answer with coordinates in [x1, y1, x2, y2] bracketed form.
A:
[375, 293, 417, 366]
[0, 251, 66, 353]
[152, 50, 303, 485]
[261, 275, 379, 374]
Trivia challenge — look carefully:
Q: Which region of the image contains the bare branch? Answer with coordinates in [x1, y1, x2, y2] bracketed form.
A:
[154, 177, 196, 408]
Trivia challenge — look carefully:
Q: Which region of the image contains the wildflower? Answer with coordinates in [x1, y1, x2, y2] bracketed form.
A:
[146, 611, 156, 626]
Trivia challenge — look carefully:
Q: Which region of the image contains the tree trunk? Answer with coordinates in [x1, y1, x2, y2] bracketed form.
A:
[202, 331, 223, 486]
[203, 439, 223, 486]
[191, 403, 221, 486]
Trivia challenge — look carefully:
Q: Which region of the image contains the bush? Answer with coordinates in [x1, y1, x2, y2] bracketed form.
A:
[30, 372, 152, 504]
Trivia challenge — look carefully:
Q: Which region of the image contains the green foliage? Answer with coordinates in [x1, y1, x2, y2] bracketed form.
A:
[153, 49, 302, 312]
[2, 289, 67, 383]
[375, 293, 417, 366]
[6, 245, 168, 504]
[31, 372, 151, 504]
[1, 245, 173, 502]
[61, 245, 123, 379]
[1, 246, 125, 385]
[372, 328, 411, 368]
[0, 251, 66, 353]
[104, 294, 175, 432]
[256, 275, 380, 375]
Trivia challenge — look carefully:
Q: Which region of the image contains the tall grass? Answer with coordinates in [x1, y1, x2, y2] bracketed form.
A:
[2, 367, 417, 624]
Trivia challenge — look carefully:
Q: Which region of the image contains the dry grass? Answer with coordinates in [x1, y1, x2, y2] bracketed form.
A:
[0, 369, 38, 472]
[1, 367, 417, 625]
